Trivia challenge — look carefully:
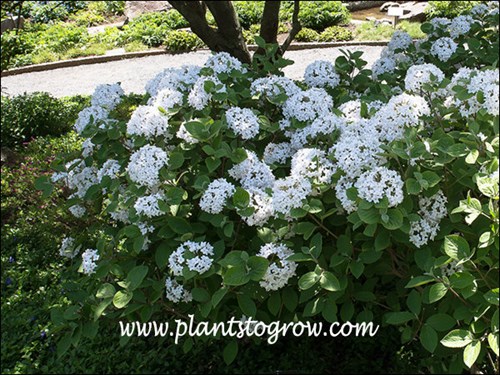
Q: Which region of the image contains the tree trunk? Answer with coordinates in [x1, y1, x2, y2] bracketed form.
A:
[169, 1, 251, 64]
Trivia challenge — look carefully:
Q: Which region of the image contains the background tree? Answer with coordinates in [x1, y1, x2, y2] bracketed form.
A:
[168, 1, 302, 64]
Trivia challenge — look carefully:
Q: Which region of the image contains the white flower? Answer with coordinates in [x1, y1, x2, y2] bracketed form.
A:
[188, 76, 226, 110]
[289, 112, 344, 149]
[205, 52, 247, 74]
[146, 65, 201, 97]
[448, 15, 473, 38]
[168, 241, 214, 276]
[165, 277, 192, 303]
[263, 142, 294, 165]
[250, 76, 300, 103]
[272, 176, 312, 217]
[409, 190, 448, 248]
[241, 188, 273, 227]
[200, 178, 236, 214]
[257, 243, 297, 291]
[126, 105, 170, 139]
[290, 148, 336, 186]
[226, 107, 260, 139]
[59, 237, 80, 259]
[371, 57, 396, 80]
[134, 192, 164, 218]
[387, 30, 412, 51]
[91, 83, 124, 111]
[441, 259, 464, 277]
[282, 88, 333, 122]
[176, 123, 199, 144]
[430, 37, 457, 62]
[405, 63, 445, 93]
[150, 88, 184, 111]
[81, 249, 99, 275]
[127, 145, 169, 188]
[97, 159, 121, 182]
[229, 150, 275, 190]
[66, 161, 98, 199]
[69, 204, 86, 218]
[74, 106, 109, 134]
[81, 139, 95, 158]
[335, 175, 357, 213]
[355, 166, 404, 207]
[304, 60, 340, 89]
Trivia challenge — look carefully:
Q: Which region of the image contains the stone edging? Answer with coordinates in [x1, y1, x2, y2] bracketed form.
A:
[1, 40, 388, 77]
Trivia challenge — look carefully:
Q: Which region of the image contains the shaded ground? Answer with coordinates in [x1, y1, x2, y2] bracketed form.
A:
[1, 46, 384, 97]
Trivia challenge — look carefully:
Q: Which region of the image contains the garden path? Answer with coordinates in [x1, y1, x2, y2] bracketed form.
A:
[1, 45, 384, 97]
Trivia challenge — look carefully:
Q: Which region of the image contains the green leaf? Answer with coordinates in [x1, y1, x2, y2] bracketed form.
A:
[406, 290, 421, 315]
[420, 324, 438, 353]
[386, 311, 415, 325]
[441, 329, 474, 348]
[155, 242, 171, 269]
[443, 235, 470, 260]
[223, 340, 238, 365]
[267, 292, 282, 316]
[113, 290, 133, 309]
[247, 256, 269, 282]
[192, 288, 210, 303]
[426, 314, 456, 332]
[421, 171, 441, 188]
[405, 275, 435, 288]
[57, 332, 72, 358]
[298, 272, 320, 290]
[126, 265, 148, 291]
[34, 176, 54, 198]
[184, 120, 210, 141]
[168, 151, 185, 170]
[484, 288, 499, 305]
[96, 283, 115, 299]
[63, 306, 79, 320]
[165, 216, 192, 234]
[463, 341, 481, 368]
[295, 221, 317, 240]
[282, 288, 298, 312]
[212, 287, 228, 308]
[429, 283, 448, 303]
[381, 209, 403, 230]
[350, 260, 364, 279]
[465, 149, 479, 164]
[488, 333, 499, 356]
[233, 187, 249, 208]
[223, 265, 249, 286]
[358, 207, 379, 224]
[237, 295, 257, 317]
[319, 272, 341, 292]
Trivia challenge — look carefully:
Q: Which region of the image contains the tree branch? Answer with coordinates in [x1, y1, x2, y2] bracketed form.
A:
[280, 0, 301, 54]
[258, 1, 281, 46]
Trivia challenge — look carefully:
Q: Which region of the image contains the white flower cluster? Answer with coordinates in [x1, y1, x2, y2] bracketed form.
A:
[251, 76, 300, 103]
[263, 142, 294, 165]
[355, 166, 404, 207]
[200, 178, 236, 214]
[150, 88, 184, 111]
[97, 159, 121, 182]
[371, 57, 397, 80]
[387, 30, 413, 51]
[404, 63, 445, 93]
[257, 243, 297, 291]
[75, 83, 123, 133]
[289, 113, 344, 149]
[66, 160, 98, 199]
[176, 123, 199, 144]
[430, 37, 457, 62]
[272, 177, 312, 216]
[168, 241, 214, 276]
[242, 187, 273, 227]
[91, 83, 124, 111]
[290, 148, 336, 186]
[226, 107, 260, 139]
[146, 65, 201, 97]
[441, 259, 464, 277]
[69, 204, 86, 218]
[126, 105, 170, 139]
[446, 68, 499, 117]
[127, 145, 169, 188]
[448, 15, 473, 38]
[304, 60, 340, 89]
[165, 277, 192, 303]
[81, 249, 99, 275]
[59, 237, 80, 259]
[205, 52, 247, 75]
[134, 191, 164, 218]
[409, 190, 448, 248]
[282, 88, 333, 122]
[188, 76, 226, 110]
[229, 151, 275, 190]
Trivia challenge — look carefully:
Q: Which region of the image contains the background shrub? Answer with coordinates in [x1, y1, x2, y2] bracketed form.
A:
[280, 1, 350, 31]
[295, 27, 320, 42]
[425, 1, 483, 18]
[318, 25, 353, 42]
[0, 93, 90, 149]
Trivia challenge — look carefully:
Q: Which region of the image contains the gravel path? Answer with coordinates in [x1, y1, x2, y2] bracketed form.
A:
[1, 46, 384, 98]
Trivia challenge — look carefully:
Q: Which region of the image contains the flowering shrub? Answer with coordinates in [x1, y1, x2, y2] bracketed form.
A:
[39, 3, 499, 371]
